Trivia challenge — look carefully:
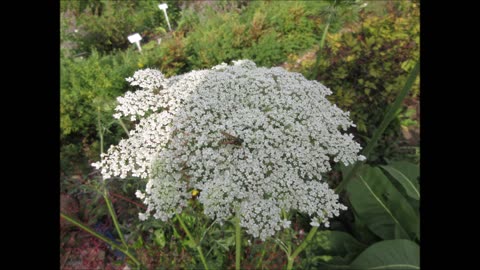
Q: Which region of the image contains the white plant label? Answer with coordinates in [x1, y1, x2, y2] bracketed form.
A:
[158, 3, 168, 10]
[128, 33, 142, 43]
[158, 3, 172, 32]
[127, 33, 142, 52]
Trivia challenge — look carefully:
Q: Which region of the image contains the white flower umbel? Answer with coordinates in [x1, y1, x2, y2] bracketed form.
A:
[92, 60, 365, 240]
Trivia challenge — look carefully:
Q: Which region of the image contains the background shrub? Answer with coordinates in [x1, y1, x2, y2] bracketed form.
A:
[183, 1, 329, 69]
[61, 48, 157, 172]
[61, 0, 182, 55]
[286, 1, 419, 163]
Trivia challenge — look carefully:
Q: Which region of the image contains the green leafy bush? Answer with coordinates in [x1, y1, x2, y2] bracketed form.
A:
[184, 1, 327, 69]
[287, 2, 419, 162]
[155, 32, 190, 77]
[61, 48, 159, 172]
[62, 50, 131, 137]
[321, 7, 419, 129]
[62, 0, 182, 55]
[61, 28, 191, 174]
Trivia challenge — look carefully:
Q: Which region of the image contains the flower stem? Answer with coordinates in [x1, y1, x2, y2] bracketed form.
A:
[103, 188, 128, 248]
[60, 212, 141, 267]
[287, 226, 318, 270]
[335, 61, 420, 193]
[118, 118, 130, 137]
[310, 0, 336, 80]
[96, 107, 104, 154]
[176, 214, 209, 270]
[97, 108, 130, 252]
[235, 210, 242, 270]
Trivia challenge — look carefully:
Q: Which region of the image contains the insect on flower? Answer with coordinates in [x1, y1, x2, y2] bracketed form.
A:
[219, 131, 243, 146]
[191, 189, 200, 198]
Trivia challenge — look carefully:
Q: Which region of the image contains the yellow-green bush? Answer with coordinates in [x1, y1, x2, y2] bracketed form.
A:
[324, 3, 419, 160]
[287, 2, 419, 162]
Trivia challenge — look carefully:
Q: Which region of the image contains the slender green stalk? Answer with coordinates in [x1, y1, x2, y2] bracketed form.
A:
[319, 22, 330, 52]
[274, 238, 289, 254]
[287, 226, 319, 270]
[281, 209, 292, 255]
[255, 248, 267, 269]
[310, 20, 331, 79]
[199, 220, 217, 244]
[61, 213, 141, 266]
[310, 0, 336, 80]
[97, 107, 104, 154]
[176, 214, 209, 270]
[335, 61, 420, 193]
[118, 118, 130, 137]
[235, 210, 242, 270]
[103, 189, 128, 248]
[97, 107, 128, 248]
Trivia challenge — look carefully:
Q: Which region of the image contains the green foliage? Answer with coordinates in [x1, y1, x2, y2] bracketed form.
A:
[325, 3, 419, 156]
[176, 7, 200, 34]
[288, 2, 419, 162]
[60, 48, 158, 172]
[380, 161, 420, 201]
[350, 239, 420, 269]
[154, 229, 167, 248]
[60, 34, 189, 175]
[346, 165, 419, 241]
[184, 1, 327, 69]
[302, 230, 367, 267]
[62, 0, 182, 55]
[155, 32, 189, 77]
[400, 108, 419, 127]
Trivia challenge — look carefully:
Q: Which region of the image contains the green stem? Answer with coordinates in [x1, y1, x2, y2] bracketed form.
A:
[335, 61, 420, 193]
[319, 22, 330, 51]
[235, 210, 242, 270]
[256, 248, 266, 269]
[118, 118, 130, 137]
[96, 107, 131, 256]
[61, 213, 141, 266]
[103, 189, 128, 248]
[97, 106, 129, 248]
[287, 226, 319, 270]
[97, 107, 104, 154]
[282, 209, 292, 255]
[310, 0, 336, 80]
[176, 214, 209, 270]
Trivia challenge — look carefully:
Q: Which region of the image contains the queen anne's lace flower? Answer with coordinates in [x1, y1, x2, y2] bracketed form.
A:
[92, 60, 365, 240]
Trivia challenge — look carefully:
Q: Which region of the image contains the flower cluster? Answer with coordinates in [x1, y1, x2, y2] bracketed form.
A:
[92, 60, 365, 240]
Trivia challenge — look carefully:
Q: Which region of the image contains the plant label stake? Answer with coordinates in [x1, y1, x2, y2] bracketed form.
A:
[158, 3, 172, 32]
[128, 33, 142, 52]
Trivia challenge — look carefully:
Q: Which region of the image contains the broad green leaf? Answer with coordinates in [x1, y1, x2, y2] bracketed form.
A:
[346, 165, 419, 240]
[313, 230, 367, 255]
[350, 212, 382, 246]
[154, 229, 166, 248]
[381, 161, 420, 200]
[350, 240, 419, 269]
[303, 230, 368, 266]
